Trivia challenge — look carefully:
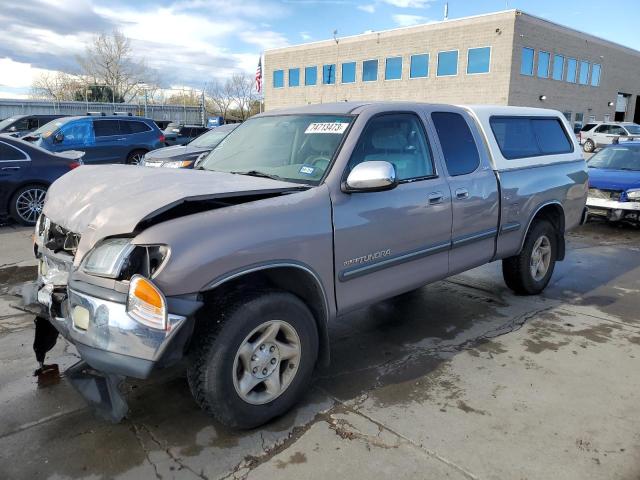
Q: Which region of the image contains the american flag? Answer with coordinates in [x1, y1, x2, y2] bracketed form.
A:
[255, 57, 262, 93]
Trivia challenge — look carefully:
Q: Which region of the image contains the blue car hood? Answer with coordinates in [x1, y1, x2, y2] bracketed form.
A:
[588, 167, 640, 191]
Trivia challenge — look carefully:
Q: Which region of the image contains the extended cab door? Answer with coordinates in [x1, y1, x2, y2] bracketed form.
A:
[429, 110, 500, 275]
[332, 112, 452, 313]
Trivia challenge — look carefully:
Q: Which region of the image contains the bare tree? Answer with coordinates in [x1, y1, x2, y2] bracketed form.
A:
[30, 72, 80, 101]
[229, 72, 257, 120]
[206, 79, 234, 120]
[76, 29, 149, 102]
[166, 90, 201, 106]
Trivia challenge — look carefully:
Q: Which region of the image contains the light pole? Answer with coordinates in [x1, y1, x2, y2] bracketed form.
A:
[333, 30, 339, 102]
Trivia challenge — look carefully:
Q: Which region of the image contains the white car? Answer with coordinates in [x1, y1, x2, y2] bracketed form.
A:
[580, 122, 640, 153]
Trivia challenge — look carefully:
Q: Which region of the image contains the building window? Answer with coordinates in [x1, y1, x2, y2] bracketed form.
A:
[566, 58, 577, 83]
[342, 62, 356, 83]
[323, 64, 336, 84]
[520, 47, 534, 76]
[552, 54, 564, 81]
[537, 51, 550, 78]
[467, 47, 491, 74]
[437, 50, 458, 76]
[288, 68, 300, 87]
[385, 56, 403, 80]
[591, 64, 601, 87]
[305, 66, 317, 86]
[273, 69, 284, 88]
[363, 59, 378, 82]
[410, 53, 429, 78]
[577, 61, 589, 85]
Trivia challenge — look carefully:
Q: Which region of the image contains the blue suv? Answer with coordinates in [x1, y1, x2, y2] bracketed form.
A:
[26, 116, 165, 164]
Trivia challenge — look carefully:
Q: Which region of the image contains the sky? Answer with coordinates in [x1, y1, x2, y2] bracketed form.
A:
[0, 0, 638, 99]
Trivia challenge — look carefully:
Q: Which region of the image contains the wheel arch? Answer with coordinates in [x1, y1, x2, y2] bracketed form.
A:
[521, 201, 566, 260]
[199, 262, 332, 367]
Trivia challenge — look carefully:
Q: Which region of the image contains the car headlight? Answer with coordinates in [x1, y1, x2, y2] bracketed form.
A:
[82, 238, 135, 278]
[626, 189, 640, 200]
[126, 275, 167, 330]
[161, 160, 194, 168]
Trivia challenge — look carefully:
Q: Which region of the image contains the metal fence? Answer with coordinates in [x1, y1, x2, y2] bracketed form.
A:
[0, 98, 204, 124]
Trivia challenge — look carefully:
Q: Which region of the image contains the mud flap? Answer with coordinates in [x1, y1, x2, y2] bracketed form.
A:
[66, 361, 129, 423]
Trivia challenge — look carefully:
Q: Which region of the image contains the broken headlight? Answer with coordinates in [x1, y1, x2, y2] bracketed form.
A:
[626, 189, 640, 201]
[82, 238, 135, 278]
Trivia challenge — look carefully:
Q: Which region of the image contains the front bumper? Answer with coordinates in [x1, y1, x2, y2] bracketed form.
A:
[586, 197, 640, 221]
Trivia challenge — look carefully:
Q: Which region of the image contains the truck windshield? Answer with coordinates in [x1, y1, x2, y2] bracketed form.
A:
[200, 114, 353, 184]
[588, 145, 640, 171]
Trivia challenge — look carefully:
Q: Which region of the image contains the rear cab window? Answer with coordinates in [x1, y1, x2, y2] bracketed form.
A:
[431, 112, 481, 176]
[489, 116, 573, 160]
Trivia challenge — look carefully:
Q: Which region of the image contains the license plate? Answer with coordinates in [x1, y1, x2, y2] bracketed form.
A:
[37, 284, 53, 307]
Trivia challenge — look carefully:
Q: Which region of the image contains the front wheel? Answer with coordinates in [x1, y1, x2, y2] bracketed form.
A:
[502, 220, 557, 295]
[187, 291, 319, 429]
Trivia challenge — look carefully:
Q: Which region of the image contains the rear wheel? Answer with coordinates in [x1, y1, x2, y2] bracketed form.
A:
[10, 184, 47, 226]
[502, 220, 557, 295]
[126, 149, 147, 165]
[187, 291, 318, 429]
[583, 139, 595, 153]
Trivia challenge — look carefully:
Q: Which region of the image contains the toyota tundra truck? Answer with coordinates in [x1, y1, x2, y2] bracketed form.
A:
[33, 102, 588, 428]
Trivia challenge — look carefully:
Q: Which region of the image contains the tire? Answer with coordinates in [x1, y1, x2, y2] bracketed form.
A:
[502, 219, 558, 295]
[9, 184, 47, 226]
[583, 139, 595, 153]
[126, 149, 147, 165]
[187, 291, 319, 429]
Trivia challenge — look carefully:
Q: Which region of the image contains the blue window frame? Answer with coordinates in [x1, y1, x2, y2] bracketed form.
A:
[552, 54, 564, 81]
[305, 66, 317, 86]
[591, 64, 601, 87]
[288, 68, 300, 87]
[520, 47, 534, 76]
[342, 62, 356, 83]
[467, 47, 491, 74]
[385, 56, 402, 80]
[362, 59, 378, 82]
[566, 58, 577, 83]
[537, 51, 550, 78]
[410, 53, 429, 78]
[437, 50, 458, 76]
[323, 64, 336, 84]
[273, 69, 284, 88]
[578, 61, 590, 85]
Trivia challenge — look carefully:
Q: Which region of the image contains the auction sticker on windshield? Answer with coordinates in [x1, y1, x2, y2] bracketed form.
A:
[305, 123, 349, 134]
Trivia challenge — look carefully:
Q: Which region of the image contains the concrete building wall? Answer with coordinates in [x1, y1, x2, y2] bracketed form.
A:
[264, 11, 517, 111]
[509, 13, 640, 126]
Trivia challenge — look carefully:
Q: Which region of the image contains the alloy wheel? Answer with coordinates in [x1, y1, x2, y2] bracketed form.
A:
[15, 187, 46, 224]
[530, 235, 552, 281]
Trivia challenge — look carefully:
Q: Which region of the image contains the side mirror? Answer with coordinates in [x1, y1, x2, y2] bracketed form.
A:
[343, 161, 397, 192]
[53, 132, 64, 144]
[8, 126, 17, 132]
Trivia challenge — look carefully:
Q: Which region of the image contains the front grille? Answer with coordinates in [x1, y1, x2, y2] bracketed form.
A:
[588, 188, 621, 201]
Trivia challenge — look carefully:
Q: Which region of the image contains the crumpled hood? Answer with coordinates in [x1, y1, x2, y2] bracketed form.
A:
[588, 167, 640, 191]
[43, 165, 303, 263]
[144, 144, 209, 162]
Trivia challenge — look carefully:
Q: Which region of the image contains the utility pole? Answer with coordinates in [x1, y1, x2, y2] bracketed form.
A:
[201, 87, 206, 126]
[333, 30, 339, 102]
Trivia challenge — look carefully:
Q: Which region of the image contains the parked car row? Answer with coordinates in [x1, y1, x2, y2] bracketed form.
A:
[579, 121, 640, 152]
[0, 114, 67, 137]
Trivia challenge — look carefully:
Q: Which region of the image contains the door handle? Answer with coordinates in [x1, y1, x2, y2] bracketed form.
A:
[455, 188, 469, 200]
[1, 166, 20, 171]
[428, 191, 444, 205]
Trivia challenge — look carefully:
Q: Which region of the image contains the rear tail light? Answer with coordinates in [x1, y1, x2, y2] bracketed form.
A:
[159, 134, 165, 143]
[68, 161, 81, 170]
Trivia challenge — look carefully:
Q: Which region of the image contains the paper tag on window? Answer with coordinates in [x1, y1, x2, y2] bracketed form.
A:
[305, 123, 349, 134]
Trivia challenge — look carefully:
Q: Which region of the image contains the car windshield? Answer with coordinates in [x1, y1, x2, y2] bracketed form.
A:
[189, 128, 234, 148]
[0, 117, 17, 130]
[625, 125, 640, 135]
[588, 145, 640, 171]
[200, 114, 353, 184]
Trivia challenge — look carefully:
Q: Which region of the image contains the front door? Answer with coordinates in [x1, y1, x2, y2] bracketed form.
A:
[332, 112, 452, 313]
[430, 110, 500, 275]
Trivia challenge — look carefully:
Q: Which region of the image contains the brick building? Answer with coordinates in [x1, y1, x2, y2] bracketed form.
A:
[264, 10, 640, 129]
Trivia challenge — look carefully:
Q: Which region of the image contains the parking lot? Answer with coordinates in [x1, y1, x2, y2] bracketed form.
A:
[0, 219, 638, 480]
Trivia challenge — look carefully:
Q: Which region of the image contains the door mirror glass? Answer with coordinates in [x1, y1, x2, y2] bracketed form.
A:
[344, 161, 397, 192]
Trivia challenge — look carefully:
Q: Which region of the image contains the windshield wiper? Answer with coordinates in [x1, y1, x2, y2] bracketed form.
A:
[230, 170, 283, 181]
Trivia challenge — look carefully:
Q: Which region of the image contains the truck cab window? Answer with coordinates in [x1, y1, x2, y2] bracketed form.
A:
[431, 112, 480, 176]
[348, 113, 434, 181]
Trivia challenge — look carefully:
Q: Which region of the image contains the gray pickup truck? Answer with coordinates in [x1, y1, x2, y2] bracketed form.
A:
[33, 102, 587, 428]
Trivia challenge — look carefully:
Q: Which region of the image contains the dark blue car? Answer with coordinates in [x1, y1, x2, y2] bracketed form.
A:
[25, 116, 165, 165]
[586, 142, 640, 223]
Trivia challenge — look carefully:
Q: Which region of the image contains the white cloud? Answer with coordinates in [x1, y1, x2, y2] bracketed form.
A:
[392, 14, 432, 26]
[383, 0, 433, 7]
[358, 4, 376, 13]
[0, 58, 60, 89]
